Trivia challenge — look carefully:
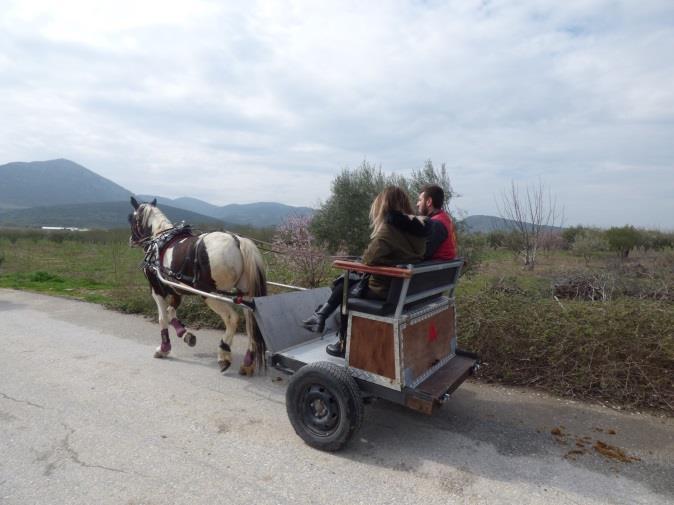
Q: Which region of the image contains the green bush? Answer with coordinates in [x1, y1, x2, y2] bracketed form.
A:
[486, 230, 507, 248]
[562, 225, 587, 248]
[606, 225, 642, 258]
[457, 231, 487, 275]
[571, 230, 609, 263]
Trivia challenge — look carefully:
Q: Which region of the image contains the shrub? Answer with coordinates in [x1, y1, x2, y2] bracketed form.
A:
[457, 231, 487, 276]
[562, 225, 587, 248]
[641, 230, 674, 252]
[458, 291, 674, 412]
[606, 226, 642, 258]
[553, 271, 615, 301]
[502, 230, 525, 258]
[538, 230, 565, 252]
[571, 230, 609, 264]
[486, 230, 507, 249]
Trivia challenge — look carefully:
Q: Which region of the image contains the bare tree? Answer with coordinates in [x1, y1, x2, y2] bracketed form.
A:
[496, 180, 563, 269]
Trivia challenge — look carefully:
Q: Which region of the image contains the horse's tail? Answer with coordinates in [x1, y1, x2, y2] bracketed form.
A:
[239, 237, 267, 369]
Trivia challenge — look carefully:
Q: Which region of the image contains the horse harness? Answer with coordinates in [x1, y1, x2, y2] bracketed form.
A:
[141, 225, 243, 299]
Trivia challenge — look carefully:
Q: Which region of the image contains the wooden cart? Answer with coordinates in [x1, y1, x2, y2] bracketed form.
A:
[253, 259, 479, 451]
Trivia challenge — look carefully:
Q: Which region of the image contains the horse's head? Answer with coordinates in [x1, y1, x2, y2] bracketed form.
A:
[128, 196, 157, 247]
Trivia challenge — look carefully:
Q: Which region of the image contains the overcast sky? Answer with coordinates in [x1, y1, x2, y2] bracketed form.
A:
[1, 1, 673, 228]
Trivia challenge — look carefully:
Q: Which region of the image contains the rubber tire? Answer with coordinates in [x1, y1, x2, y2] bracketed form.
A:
[286, 361, 363, 452]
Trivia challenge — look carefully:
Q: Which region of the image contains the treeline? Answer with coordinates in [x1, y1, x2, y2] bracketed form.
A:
[479, 225, 674, 260]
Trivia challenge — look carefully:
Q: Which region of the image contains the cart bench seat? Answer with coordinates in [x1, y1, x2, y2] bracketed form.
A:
[335, 259, 464, 317]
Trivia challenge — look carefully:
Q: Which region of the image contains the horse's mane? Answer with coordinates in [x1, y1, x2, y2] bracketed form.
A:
[142, 204, 173, 236]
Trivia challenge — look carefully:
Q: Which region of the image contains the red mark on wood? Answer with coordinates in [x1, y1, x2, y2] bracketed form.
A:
[428, 323, 438, 343]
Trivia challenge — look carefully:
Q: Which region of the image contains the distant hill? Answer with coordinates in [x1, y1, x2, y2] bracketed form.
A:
[136, 195, 222, 218]
[0, 201, 228, 229]
[0, 159, 132, 209]
[0, 158, 315, 229]
[460, 214, 562, 234]
[137, 195, 314, 226]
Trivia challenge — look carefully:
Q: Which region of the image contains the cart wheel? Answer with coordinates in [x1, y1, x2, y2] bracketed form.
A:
[286, 361, 363, 452]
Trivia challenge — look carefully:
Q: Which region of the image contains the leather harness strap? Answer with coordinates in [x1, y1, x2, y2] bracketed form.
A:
[142, 226, 244, 298]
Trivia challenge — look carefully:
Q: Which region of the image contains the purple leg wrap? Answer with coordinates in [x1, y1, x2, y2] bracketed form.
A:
[160, 329, 171, 353]
[170, 318, 186, 337]
[243, 350, 255, 367]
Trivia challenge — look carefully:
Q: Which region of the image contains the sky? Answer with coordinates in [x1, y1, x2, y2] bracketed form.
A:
[1, 0, 673, 228]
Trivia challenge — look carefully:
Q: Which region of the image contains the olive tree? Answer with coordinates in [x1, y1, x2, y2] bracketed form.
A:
[310, 160, 389, 254]
[605, 225, 642, 258]
[311, 159, 458, 255]
[408, 160, 456, 212]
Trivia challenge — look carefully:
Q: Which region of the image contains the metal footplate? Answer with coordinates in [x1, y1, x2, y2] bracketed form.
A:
[404, 351, 479, 415]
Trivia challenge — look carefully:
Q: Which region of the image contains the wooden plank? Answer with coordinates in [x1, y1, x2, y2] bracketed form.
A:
[333, 260, 412, 278]
[415, 355, 476, 399]
[348, 316, 396, 379]
[401, 308, 454, 384]
[405, 395, 434, 415]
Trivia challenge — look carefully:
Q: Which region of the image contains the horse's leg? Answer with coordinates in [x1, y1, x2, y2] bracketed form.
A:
[239, 310, 257, 376]
[151, 291, 172, 359]
[204, 298, 239, 373]
[166, 296, 196, 347]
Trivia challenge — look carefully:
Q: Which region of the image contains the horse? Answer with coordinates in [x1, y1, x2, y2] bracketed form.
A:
[128, 196, 267, 375]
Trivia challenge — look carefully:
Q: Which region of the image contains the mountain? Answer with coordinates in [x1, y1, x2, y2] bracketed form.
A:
[137, 195, 314, 227]
[460, 214, 562, 234]
[0, 159, 132, 209]
[0, 158, 314, 228]
[214, 202, 314, 226]
[0, 202, 227, 229]
[136, 195, 222, 218]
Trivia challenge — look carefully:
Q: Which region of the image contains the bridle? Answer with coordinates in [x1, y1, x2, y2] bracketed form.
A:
[128, 208, 153, 248]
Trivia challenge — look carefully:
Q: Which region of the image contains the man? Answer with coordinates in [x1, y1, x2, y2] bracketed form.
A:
[417, 184, 457, 260]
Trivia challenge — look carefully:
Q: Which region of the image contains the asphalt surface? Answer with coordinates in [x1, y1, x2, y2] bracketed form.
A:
[1, 288, 672, 505]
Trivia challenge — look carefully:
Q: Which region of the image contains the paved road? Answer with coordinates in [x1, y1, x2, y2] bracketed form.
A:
[0, 289, 672, 505]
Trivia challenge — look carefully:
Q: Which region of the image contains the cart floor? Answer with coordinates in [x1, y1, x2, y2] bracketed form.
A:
[253, 287, 339, 354]
[272, 332, 343, 372]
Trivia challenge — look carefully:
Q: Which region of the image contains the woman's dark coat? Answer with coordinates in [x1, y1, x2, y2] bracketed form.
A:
[362, 211, 428, 299]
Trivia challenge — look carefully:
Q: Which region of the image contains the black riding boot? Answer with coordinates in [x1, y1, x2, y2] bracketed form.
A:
[301, 303, 335, 333]
[325, 335, 345, 357]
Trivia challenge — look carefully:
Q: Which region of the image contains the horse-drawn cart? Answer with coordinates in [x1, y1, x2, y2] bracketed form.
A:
[131, 200, 477, 451]
[153, 255, 479, 451]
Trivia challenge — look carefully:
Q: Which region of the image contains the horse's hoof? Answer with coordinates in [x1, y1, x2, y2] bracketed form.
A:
[154, 350, 169, 359]
[183, 332, 197, 347]
[218, 360, 231, 373]
[239, 364, 255, 376]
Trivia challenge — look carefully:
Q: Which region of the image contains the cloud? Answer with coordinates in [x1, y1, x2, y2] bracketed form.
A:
[0, 0, 673, 227]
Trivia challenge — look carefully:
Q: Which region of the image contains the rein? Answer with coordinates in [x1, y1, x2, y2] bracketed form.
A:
[217, 229, 358, 261]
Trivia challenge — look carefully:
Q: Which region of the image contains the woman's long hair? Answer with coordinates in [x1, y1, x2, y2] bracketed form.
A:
[369, 186, 415, 238]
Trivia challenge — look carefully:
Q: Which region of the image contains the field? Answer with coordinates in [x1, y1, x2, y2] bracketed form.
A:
[1, 228, 672, 414]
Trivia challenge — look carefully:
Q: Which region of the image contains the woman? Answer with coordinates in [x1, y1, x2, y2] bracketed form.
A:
[302, 186, 428, 357]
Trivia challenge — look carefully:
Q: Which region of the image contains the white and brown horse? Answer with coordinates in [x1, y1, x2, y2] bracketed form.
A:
[128, 197, 266, 375]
